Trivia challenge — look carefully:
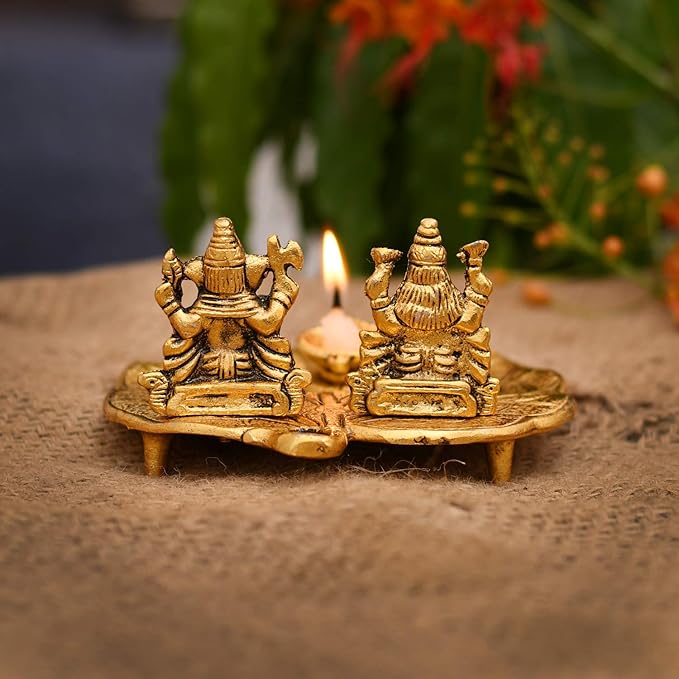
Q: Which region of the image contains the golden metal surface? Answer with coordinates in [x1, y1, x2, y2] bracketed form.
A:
[348, 218, 499, 418]
[487, 440, 515, 485]
[104, 353, 574, 483]
[138, 217, 311, 417]
[140, 432, 172, 477]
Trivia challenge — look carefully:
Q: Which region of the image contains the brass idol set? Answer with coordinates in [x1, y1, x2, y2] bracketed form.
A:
[105, 217, 574, 483]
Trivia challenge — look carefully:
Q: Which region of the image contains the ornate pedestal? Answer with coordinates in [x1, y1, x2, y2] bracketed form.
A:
[107, 217, 574, 484]
[163, 369, 310, 417]
[104, 354, 574, 484]
[364, 377, 478, 417]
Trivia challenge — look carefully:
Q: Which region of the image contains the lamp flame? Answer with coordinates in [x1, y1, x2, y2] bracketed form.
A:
[322, 228, 348, 300]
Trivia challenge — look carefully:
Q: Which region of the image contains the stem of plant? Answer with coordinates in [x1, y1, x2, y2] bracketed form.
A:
[512, 111, 652, 290]
[546, 0, 678, 107]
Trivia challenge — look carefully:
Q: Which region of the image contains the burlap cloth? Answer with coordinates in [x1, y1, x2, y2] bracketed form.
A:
[1, 261, 677, 678]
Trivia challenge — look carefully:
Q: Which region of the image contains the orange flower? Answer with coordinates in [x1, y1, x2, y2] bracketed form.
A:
[384, 0, 461, 88]
[329, 0, 546, 91]
[456, 0, 546, 89]
[660, 192, 679, 231]
[589, 202, 607, 222]
[548, 221, 569, 244]
[635, 164, 668, 198]
[330, 0, 394, 77]
[601, 235, 624, 259]
[389, 0, 460, 46]
[491, 40, 543, 89]
[533, 229, 552, 249]
[329, 0, 392, 37]
[457, 0, 544, 47]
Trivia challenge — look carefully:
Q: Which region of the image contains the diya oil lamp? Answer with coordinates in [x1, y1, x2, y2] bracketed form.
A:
[104, 216, 574, 483]
[296, 229, 368, 385]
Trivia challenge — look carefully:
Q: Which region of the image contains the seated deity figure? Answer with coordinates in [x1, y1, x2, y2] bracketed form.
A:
[348, 218, 499, 418]
[139, 217, 311, 417]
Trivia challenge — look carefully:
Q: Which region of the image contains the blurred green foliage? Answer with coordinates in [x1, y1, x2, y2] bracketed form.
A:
[161, 0, 679, 276]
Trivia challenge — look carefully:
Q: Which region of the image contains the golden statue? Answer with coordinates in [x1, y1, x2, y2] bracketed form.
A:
[139, 217, 311, 417]
[348, 218, 500, 417]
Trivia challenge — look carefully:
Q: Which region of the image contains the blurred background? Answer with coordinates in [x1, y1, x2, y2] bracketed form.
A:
[1, 0, 678, 321]
[0, 0, 178, 274]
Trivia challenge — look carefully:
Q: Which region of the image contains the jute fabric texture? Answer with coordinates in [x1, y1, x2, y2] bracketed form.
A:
[1, 262, 677, 678]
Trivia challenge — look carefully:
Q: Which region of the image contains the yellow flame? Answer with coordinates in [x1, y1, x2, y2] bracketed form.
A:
[322, 228, 348, 294]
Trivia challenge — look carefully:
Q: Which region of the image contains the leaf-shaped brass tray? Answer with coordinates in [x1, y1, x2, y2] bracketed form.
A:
[104, 354, 574, 484]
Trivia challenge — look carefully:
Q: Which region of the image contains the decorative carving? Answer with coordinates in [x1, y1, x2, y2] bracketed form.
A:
[104, 216, 575, 484]
[104, 354, 575, 483]
[138, 217, 311, 417]
[348, 218, 500, 417]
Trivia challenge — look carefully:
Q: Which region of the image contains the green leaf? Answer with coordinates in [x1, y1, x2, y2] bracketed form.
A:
[596, 0, 679, 174]
[545, 0, 676, 104]
[649, 0, 679, 87]
[312, 32, 401, 272]
[160, 0, 276, 250]
[636, 99, 679, 176]
[600, 0, 662, 63]
[160, 12, 204, 254]
[260, 4, 328, 234]
[185, 0, 276, 235]
[262, 4, 327, 182]
[534, 15, 639, 176]
[405, 39, 490, 248]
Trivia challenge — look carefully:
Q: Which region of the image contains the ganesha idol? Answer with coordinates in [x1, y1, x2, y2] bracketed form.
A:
[139, 217, 311, 417]
[348, 218, 500, 418]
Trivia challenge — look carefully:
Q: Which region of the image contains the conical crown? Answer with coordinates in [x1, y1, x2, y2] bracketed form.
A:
[394, 218, 463, 330]
[407, 218, 447, 266]
[191, 217, 260, 318]
[203, 217, 246, 294]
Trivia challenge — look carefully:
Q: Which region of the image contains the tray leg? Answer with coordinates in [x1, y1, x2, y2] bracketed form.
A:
[487, 440, 514, 484]
[141, 432, 172, 476]
[425, 444, 446, 469]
